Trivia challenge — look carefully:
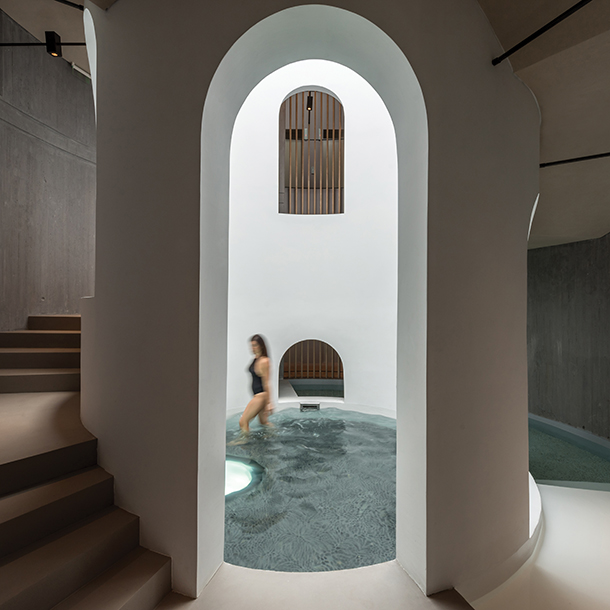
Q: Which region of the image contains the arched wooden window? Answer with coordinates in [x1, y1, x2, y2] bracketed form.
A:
[279, 91, 344, 214]
[280, 339, 344, 397]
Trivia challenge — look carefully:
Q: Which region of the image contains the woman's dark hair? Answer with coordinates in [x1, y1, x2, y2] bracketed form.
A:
[250, 334, 268, 358]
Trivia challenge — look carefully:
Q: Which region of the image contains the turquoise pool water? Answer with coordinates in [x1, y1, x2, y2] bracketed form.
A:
[225, 407, 396, 572]
[528, 427, 610, 483]
[224, 408, 610, 573]
[288, 379, 344, 398]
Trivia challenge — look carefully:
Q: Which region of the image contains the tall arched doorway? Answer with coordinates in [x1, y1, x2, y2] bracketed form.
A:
[202, 5, 428, 594]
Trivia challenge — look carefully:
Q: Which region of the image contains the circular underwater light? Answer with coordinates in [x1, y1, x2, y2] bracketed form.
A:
[225, 456, 264, 497]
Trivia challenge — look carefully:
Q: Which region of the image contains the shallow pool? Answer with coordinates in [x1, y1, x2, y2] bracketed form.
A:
[225, 407, 396, 572]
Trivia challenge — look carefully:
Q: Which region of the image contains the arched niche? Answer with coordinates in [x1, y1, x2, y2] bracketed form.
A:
[280, 339, 344, 398]
[279, 90, 345, 215]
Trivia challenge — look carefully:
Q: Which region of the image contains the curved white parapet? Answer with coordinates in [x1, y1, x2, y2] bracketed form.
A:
[529, 472, 542, 538]
[458, 473, 544, 603]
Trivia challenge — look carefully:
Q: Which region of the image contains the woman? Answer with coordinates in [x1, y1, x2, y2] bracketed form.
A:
[238, 334, 274, 435]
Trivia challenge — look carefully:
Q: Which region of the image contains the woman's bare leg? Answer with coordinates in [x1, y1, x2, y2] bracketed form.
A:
[239, 393, 267, 434]
[258, 407, 273, 427]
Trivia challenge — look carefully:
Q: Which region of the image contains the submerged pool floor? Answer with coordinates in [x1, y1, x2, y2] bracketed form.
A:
[225, 407, 396, 572]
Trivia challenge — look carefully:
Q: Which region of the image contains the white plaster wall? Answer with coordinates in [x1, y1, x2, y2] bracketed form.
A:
[227, 60, 397, 417]
[83, 0, 539, 599]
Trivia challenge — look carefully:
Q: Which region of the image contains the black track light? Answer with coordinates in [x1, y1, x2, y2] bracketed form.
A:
[306, 94, 313, 111]
[45, 31, 62, 57]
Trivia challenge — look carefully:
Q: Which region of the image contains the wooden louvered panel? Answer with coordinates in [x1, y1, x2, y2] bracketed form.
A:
[282, 340, 343, 380]
[280, 91, 344, 214]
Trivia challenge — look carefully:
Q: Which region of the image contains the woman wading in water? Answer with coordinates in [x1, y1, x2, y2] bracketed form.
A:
[231, 334, 274, 443]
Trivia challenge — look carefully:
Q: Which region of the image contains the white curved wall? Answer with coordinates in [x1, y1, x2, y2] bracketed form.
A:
[83, 9, 97, 117]
[227, 60, 397, 418]
[83, 0, 539, 599]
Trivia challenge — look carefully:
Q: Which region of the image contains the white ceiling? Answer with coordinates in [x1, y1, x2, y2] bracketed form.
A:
[1, 0, 608, 249]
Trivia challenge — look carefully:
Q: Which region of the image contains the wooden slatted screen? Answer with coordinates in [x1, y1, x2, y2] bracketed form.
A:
[279, 91, 344, 214]
[282, 340, 344, 379]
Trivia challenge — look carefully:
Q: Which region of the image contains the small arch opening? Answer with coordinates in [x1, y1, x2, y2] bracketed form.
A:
[279, 91, 344, 214]
[279, 339, 344, 398]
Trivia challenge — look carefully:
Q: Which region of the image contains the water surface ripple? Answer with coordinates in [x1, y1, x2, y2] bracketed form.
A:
[225, 407, 397, 572]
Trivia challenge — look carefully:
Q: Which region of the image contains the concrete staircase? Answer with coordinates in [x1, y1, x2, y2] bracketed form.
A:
[0, 316, 171, 610]
[0, 316, 81, 393]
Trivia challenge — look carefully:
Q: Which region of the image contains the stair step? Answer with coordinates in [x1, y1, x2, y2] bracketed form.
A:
[0, 392, 96, 496]
[0, 369, 80, 393]
[0, 331, 81, 349]
[0, 348, 80, 370]
[51, 547, 171, 610]
[28, 316, 81, 331]
[0, 507, 139, 610]
[0, 467, 113, 558]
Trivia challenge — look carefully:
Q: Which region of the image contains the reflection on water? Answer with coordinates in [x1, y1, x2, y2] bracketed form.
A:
[225, 407, 396, 572]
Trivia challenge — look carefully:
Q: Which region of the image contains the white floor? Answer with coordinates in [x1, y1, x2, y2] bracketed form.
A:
[473, 484, 610, 610]
[157, 560, 472, 609]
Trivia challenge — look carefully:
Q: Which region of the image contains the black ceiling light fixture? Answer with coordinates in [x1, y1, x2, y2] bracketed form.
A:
[0, 30, 86, 56]
[307, 92, 313, 124]
[45, 31, 62, 57]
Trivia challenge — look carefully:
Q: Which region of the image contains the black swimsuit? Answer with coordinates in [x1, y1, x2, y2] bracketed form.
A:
[249, 358, 264, 395]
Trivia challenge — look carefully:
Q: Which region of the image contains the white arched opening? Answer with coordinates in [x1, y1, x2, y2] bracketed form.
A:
[200, 4, 427, 595]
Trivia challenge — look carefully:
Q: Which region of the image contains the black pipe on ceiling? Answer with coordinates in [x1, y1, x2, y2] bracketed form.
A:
[53, 0, 85, 11]
[540, 151, 610, 168]
[492, 0, 596, 66]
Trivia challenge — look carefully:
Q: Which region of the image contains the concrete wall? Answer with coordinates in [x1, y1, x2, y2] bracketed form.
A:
[83, 0, 539, 599]
[227, 60, 397, 418]
[528, 233, 610, 440]
[0, 10, 95, 330]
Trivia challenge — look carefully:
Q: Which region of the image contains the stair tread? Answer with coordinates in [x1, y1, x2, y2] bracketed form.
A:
[27, 316, 82, 331]
[0, 331, 81, 336]
[51, 547, 170, 610]
[0, 506, 138, 604]
[0, 467, 111, 525]
[0, 348, 80, 354]
[0, 331, 81, 348]
[0, 369, 80, 375]
[0, 392, 94, 467]
[28, 315, 81, 318]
